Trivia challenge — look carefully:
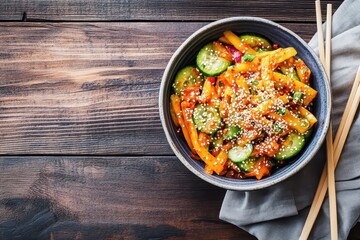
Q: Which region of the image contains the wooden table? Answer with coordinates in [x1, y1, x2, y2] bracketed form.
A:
[0, 0, 359, 239]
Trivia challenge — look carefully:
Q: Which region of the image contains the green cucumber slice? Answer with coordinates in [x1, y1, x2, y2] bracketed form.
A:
[274, 132, 306, 160]
[239, 34, 273, 50]
[228, 144, 254, 163]
[196, 43, 231, 76]
[237, 157, 258, 172]
[192, 104, 221, 134]
[173, 66, 204, 96]
[303, 127, 313, 141]
[223, 126, 242, 140]
[210, 135, 223, 151]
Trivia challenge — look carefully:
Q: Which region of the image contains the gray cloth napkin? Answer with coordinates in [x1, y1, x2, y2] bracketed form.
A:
[219, 0, 360, 239]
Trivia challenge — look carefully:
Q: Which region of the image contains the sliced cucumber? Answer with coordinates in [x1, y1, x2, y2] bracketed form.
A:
[274, 132, 306, 160]
[192, 104, 221, 134]
[173, 66, 204, 95]
[196, 43, 231, 76]
[303, 127, 313, 141]
[239, 33, 273, 50]
[223, 126, 242, 140]
[228, 144, 254, 163]
[210, 135, 223, 151]
[237, 157, 258, 172]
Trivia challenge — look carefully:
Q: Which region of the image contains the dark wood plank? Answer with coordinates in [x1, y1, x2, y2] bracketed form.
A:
[0, 156, 256, 240]
[0, 22, 319, 155]
[0, 0, 342, 22]
[0, 156, 359, 239]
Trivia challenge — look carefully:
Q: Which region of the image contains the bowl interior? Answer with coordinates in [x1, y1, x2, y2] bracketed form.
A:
[159, 17, 330, 191]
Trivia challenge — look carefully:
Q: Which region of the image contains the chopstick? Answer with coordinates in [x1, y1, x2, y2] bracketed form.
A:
[315, 0, 325, 64]
[334, 67, 360, 160]
[324, 4, 338, 240]
[299, 2, 327, 233]
[333, 70, 360, 149]
[300, 66, 360, 240]
[300, 2, 360, 239]
[299, 2, 329, 238]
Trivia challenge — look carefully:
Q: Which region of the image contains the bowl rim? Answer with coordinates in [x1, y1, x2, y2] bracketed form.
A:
[159, 16, 331, 191]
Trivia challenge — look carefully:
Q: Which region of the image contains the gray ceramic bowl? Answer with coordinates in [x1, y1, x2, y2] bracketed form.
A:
[159, 17, 330, 191]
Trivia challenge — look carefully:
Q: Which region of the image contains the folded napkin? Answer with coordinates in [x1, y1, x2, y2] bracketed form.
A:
[219, 0, 360, 239]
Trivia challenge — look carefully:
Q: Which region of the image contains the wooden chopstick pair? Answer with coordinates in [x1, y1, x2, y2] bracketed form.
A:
[300, 67, 360, 240]
[300, 1, 360, 239]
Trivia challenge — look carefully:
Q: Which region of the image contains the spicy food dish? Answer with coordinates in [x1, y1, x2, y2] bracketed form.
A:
[169, 31, 317, 180]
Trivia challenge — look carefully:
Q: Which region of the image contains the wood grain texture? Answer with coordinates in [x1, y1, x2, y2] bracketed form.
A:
[0, 156, 256, 240]
[0, 0, 342, 22]
[0, 155, 359, 239]
[0, 22, 317, 155]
